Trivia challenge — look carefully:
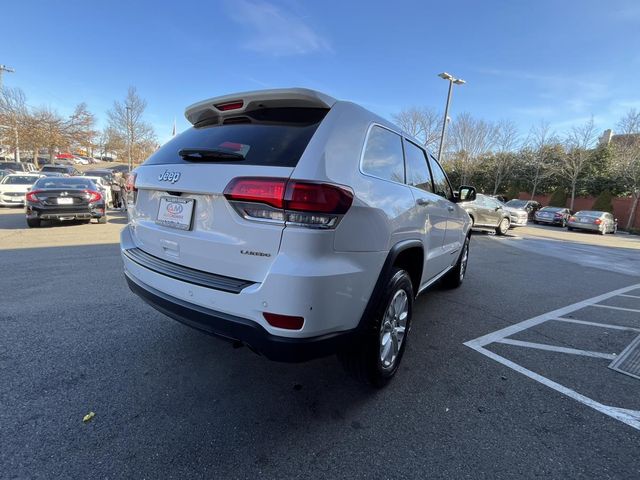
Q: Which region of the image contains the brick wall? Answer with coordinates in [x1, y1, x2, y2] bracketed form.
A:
[517, 193, 640, 229]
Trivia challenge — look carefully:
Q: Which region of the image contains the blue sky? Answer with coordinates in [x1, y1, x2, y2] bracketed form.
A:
[2, 0, 640, 142]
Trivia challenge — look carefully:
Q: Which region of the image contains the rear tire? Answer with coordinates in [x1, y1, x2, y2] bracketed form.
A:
[496, 217, 510, 235]
[441, 235, 470, 289]
[26, 218, 41, 228]
[338, 268, 413, 388]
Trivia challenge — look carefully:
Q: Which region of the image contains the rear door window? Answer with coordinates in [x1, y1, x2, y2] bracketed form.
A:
[361, 125, 405, 183]
[427, 156, 453, 201]
[144, 107, 328, 168]
[403, 139, 433, 193]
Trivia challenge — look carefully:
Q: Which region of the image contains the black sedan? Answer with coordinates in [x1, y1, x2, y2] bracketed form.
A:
[25, 177, 107, 228]
[533, 207, 572, 227]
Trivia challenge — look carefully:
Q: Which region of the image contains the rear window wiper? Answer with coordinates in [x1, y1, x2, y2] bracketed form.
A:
[178, 148, 245, 161]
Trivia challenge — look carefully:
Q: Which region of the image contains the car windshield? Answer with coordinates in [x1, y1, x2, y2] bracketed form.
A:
[505, 200, 527, 208]
[34, 178, 94, 189]
[1, 175, 37, 185]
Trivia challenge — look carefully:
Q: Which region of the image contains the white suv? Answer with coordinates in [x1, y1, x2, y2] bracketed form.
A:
[121, 88, 474, 386]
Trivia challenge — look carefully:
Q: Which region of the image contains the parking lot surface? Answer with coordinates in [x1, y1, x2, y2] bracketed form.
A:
[1, 209, 639, 479]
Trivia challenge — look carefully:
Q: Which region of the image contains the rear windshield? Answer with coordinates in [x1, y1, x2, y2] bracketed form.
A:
[0, 162, 23, 170]
[41, 166, 67, 172]
[540, 207, 562, 212]
[144, 107, 328, 168]
[34, 178, 94, 189]
[576, 211, 602, 217]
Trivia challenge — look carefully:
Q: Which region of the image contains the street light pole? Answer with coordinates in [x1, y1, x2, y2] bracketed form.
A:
[0, 64, 15, 91]
[436, 72, 466, 163]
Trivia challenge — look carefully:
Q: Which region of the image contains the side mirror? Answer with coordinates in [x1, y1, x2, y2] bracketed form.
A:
[457, 185, 476, 202]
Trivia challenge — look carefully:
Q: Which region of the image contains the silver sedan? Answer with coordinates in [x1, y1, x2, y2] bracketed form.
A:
[567, 210, 617, 235]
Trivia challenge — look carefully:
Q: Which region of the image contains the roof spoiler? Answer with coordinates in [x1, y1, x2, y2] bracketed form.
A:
[184, 88, 337, 126]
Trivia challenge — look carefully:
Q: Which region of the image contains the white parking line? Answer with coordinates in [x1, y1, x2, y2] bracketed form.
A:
[465, 283, 640, 431]
[495, 338, 617, 360]
[591, 304, 640, 313]
[619, 294, 640, 299]
[554, 317, 640, 332]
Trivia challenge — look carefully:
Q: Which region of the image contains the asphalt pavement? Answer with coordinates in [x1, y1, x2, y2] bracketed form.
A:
[1, 210, 639, 479]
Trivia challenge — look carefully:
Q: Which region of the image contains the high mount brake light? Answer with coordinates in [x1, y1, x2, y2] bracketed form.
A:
[223, 178, 353, 228]
[215, 100, 244, 111]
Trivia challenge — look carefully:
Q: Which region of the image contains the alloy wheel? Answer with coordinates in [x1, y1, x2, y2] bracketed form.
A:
[379, 289, 409, 370]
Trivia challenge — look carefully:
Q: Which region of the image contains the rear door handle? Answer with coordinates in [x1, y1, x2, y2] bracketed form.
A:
[416, 198, 430, 206]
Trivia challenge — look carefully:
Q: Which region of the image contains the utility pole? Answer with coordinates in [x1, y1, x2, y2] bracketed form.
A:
[0, 64, 15, 91]
[436, 72, 466, 163]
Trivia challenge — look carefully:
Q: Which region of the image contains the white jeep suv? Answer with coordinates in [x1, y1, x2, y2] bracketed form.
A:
[121, 88, 474, 386]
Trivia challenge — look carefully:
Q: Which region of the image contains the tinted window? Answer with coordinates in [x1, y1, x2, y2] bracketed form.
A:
[362, 126, 404, 183]
[41, 166, 67, 172]
[145, 108, 327, 168]
[427, 156, 453, 200]
[403, 140, 433, 192]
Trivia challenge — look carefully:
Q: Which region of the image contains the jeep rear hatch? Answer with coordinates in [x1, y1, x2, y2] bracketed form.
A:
[128, 102, 329, 284]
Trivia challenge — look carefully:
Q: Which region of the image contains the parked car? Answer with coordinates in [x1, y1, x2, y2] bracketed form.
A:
[567, 210, 617, 235]
[459, 193, 511, 234]
[24, 176, 107, 227]
[0, 161, 37, 173]
[40, 164, 81, 176]
[121, 88, 475, 386]
[534, 206, 571, 227]
[504, 199, 541, 220]
[0, 173, 43, 207]
[0, 168, 15, 180]
[84, 169, 115, 184]
[105, 164, 130, 174]
[39, 171, 66, 177]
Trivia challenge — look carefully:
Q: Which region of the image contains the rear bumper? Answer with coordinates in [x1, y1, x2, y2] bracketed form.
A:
[125, 273, 353, 362]
[567, 222, 599, 231]
[536, 217, 563, 225]
[26, 204, 105, 220]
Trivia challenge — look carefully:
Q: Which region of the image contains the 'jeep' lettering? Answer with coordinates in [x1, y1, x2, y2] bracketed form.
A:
[158, 171, 181, 183]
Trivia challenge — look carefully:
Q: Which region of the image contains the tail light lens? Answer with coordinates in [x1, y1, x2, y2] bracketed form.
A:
[224, 177, 353, 229]
[25, 190, 42, 203]
[85, 190, 102, 203]
[594, 218, 602, 225]
[263, 312, 304, 330]
[126, 172, 137, 192]
[569, 216, 576, 222]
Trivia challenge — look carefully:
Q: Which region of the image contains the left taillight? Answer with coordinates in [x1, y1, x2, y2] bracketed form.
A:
[223, 177, 353, 229]
[85, 190, 102, 203]
[25, 190, 42, 203]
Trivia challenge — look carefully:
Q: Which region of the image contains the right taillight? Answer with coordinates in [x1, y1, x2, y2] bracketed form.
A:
[126, 172, 138, 204]
[223, 177, 353, 229]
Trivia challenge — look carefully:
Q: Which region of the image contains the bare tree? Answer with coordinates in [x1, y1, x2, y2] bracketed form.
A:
[0, 87, 28, 160]
[393, 107, 442, 150]
[612, 109, 640, 229]
[525, 121, 558, 199]
[560, 117, 597, 210]
[446, 112, 496, 184]
[65, 103, 97, 154]
[490, 119, 519, 194]
[107, 86, 156, 166]
[617, 108, 640, 135]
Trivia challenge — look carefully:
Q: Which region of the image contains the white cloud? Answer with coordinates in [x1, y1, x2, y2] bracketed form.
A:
[226, 0, 331, 56]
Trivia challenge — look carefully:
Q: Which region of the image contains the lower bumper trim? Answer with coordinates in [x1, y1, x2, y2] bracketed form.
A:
[125, 273, 353, 363]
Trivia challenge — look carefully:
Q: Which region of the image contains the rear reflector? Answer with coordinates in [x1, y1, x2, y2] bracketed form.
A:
[215, 100, 244, 111]
[263, 312, 304, 330]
